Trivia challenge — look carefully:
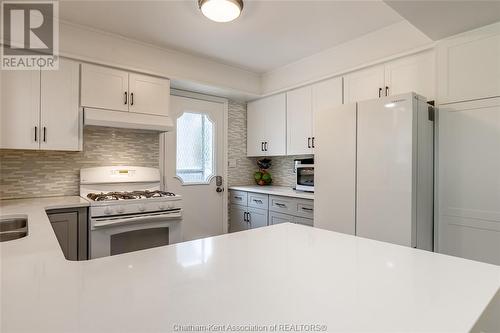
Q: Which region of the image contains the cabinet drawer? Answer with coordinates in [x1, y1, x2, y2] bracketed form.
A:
[294, 216, 314, 227]
[230, 191, 248, 206]
[268, 211, 294, 225]
[295, 200, 314, 219]
[269, 195, 296, 215]
[248, 193, 269, 209]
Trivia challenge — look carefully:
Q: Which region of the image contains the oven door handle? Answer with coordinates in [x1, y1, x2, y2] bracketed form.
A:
[92, 210, 182, 228]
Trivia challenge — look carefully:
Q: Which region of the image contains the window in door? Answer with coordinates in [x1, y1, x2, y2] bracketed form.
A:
[176, 112, 214, 184]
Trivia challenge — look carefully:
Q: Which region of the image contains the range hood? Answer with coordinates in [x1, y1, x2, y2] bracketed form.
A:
[84, 108, 173, 132]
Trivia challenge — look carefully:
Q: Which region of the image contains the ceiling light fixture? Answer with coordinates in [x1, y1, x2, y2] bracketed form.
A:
[198, 0, 243, 23]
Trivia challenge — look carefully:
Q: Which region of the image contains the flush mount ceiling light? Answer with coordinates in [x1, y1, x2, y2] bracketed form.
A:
[198, 0, 243, 23]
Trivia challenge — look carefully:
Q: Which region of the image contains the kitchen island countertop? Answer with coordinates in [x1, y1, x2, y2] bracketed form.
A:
[1, 196, 499, 333]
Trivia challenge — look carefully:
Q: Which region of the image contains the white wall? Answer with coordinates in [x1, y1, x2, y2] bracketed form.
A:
[261, 21, 433, 95]
[58, 21, 261, 100]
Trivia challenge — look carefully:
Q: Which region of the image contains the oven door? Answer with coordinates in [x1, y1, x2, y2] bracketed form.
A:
[296, 165, 314, 192]
[90, 210, 182, 259]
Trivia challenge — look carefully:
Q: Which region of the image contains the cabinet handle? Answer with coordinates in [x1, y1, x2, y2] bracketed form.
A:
[312, 137, 315, 148]
[43, 127, 46, 142]
[378, 87, 382, 98]
[243, 212, 247, 222]
[276, 203, 286, 208]
[253, 199, 263, 204]
[307, 137, 311, 148]
[34, 126, 38, 142]
[264, 142, 268, 151]
[124, 92, 128, 105]
[385, 86, 389, 96]
[261, 142, 264, 152]
[301, 207, 313, 211]
[247, 212, 251, 222]
[130, 92, 134, 106]
[234, 196, 242, 200]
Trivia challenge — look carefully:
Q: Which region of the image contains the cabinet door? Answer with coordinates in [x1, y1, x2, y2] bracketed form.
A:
[268, 211, 294, 225]
[81, 64, 129, 112]
[229, 204, 248, 233]
[0, 69, 40, 149]
[343, 65, 385, 103]
[40, 58, 80, 151]
[437, 24, 500, 104]
[128, 73, 170, 116]
[311, 76, 343, 150]
[263, 93, 287, 156]
[287, 86, 313, 155]
[247, 98, 267, 156]
[48, 212, 78, 261]
[385, 51, 435, 101]
[247, 207, 268, 229]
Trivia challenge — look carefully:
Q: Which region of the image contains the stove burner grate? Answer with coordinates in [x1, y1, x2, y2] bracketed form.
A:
[87, 190, 176, 201]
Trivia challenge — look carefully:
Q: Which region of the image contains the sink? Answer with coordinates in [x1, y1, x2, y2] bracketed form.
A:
[0, 217, 28, 242]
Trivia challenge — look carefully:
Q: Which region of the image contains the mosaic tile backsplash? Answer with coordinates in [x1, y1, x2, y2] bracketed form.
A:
[0, 127, 159, 199]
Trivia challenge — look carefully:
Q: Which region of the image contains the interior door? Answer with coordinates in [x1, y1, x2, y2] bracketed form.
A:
[81, 63, 129, 112]
[0, 69, 40, 149]
[165, 95, 226, 241]
[40, 58, 80, 151]
[128, 73, 170, 116]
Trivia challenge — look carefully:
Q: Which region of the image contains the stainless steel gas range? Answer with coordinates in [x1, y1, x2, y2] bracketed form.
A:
[80, 166, 182, 259]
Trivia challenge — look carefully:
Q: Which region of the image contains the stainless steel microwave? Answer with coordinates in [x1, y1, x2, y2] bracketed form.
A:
[296, 164, 314, 192]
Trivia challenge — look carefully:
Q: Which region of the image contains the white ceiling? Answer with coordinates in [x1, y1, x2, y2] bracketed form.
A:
[59, 0, 404, 73]
[385, 0, 500, 40]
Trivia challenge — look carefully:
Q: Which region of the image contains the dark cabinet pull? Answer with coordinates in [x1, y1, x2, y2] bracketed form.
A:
[276, 203, 286, 208]
[261, 142, 264, 151]
[302, 207, 313, 211]
[243, 212, 247, 222]
[385, 86, 389, 96]
[247, 212, 251, 222]
[312, 137, 315, 148]
[124, 92, 128, 105]
[43, 127, 46, 142]
[130, 92, 134, 106]
[264, 142, 268, 151]
[253, 199, 263, 204]
[34, 126, 38, 142]
[378, 87, 382, 98]
[307, 137, 311, 148]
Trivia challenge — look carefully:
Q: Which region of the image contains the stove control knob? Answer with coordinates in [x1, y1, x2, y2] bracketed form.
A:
[138, 205, 146, 212]
[104, 207, 112, 215]
[116, 206, 125, 214]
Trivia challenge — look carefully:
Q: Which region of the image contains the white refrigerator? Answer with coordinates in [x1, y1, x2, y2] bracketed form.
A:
[314, 92, 434, 250]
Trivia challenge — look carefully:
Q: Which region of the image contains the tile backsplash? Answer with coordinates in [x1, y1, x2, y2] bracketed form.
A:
[0, 127, 159, 199]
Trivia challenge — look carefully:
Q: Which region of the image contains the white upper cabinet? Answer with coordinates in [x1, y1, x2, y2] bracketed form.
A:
[286, 77, 343, 155]
[287, 86, 313, 155]
[128, 73, 170, 116]
[81, 64, 170, 116]
[40, 58, 80, 151]
[311, 77, 344, 142]
[344, 50, 436, 103]
[343, 65, 385, 104]
[0, 70, 40, 150]
[81, 64, 129, 112]
[0, 58, 80, 151]
[437, 23, 500, 104]
[385, 51, 435, 101]
[247, 93, 286, 157]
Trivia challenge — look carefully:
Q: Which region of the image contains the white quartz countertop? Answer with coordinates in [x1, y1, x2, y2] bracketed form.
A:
[1, 197, 500, 333]
[229, 185, 314, 199]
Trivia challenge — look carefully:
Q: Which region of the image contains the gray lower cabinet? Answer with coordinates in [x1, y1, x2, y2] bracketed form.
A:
[46, 207, 88, 261]
[229, 189, 314, 232]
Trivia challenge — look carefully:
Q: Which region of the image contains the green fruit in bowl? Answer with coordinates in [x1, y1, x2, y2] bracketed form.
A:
[254, 171, 263, 181]
[262, 173, 272, 184]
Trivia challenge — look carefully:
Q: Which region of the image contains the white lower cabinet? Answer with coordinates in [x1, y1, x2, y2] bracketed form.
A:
[229, 189, 314, 232]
